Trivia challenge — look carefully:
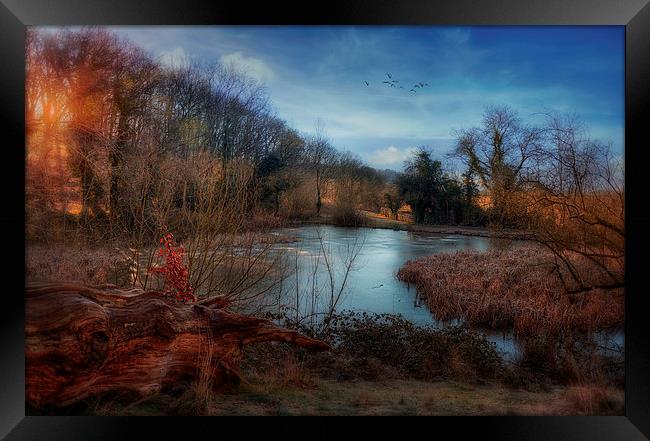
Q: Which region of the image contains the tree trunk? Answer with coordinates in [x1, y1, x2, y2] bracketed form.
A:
[26, 282, 329, 408]
[316, 168, 322, 216]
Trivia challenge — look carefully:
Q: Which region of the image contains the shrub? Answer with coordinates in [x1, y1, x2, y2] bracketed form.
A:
[331, 202, 366, 227]
[266, 310, 504, 382]
[149, 231, 195, 303]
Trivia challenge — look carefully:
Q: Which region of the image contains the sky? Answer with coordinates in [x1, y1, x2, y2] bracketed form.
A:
[73, 26, 625, 171]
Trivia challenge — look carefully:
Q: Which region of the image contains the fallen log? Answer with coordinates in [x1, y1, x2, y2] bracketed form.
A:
[26, 282, 329, 408]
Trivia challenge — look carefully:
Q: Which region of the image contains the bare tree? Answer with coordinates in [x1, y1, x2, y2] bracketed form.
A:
[454, 105, 543, 226]
[305, 122, 337, 216]
[522, 113, 624, 294]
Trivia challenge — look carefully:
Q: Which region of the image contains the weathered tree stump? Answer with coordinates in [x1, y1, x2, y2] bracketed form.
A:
[26, 282, 329, 408]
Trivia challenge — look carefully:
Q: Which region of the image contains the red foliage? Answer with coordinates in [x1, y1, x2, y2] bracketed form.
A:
[149, 231, 195, 303]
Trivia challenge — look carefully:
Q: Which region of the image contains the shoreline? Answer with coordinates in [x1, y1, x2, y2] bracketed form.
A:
[287, 211, 535, 241]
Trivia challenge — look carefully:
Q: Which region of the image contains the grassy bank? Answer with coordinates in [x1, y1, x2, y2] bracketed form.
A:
[26, 244, 134, 287]
[90, 377, 623, 416]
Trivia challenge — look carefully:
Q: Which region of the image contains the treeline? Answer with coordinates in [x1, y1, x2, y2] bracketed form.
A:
[26, 28, 386, 244]
[382, 104, 624, 293]
[381, 149, 483, 225]
[26, 28, 625, 296]
[455, 105, 624, 293]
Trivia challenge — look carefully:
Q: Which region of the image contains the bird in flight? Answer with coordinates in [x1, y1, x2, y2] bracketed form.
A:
[363, 73, 427, 95]
[382, 77, 400, 89]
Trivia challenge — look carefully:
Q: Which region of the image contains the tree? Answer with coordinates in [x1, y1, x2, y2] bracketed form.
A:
[459, 167, 484, 225]
[257, 153, 288, 215]
[108, 42, 161, 232]
[383, 185, 403, 219]
[26, 282, 329, 408]
[522, 113, 624, 294]
[397, 148, 446, 223]
[397, 148, 483, 225]
[305, 124, 337, 216]
[25, 27, 389, 243]
[454, 105, 542, 226]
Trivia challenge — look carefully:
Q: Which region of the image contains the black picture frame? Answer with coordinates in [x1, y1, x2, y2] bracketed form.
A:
[2, 0, 649, 439]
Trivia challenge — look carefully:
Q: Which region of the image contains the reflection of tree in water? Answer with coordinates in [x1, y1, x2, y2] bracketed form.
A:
[273, 226, 366, 330]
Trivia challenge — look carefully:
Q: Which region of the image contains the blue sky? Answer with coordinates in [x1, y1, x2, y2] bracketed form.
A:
[99, 26, 624, 170]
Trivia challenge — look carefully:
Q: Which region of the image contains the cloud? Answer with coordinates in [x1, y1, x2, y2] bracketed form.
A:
[368, 146, 418, 167]
[159, 47, 191, 68]
[219, 51, 275, 84]
[111, 27, 623, 160]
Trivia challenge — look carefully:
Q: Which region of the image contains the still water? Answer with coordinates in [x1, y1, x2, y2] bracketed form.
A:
[270, 225, 524, 358]
[267, 225, 623, 361]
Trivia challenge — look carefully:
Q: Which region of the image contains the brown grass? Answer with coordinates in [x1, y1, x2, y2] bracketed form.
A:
[562, 384, 624, 415]
[89, 372, 623, 416]
[26, 244, 133, 286]
[520, 384, 624, 415]
[396, 246, 623, 337]
[79, 317, 623, 416]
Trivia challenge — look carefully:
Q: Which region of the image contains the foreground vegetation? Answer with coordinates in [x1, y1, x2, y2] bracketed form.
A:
[31, 309, 622, 416]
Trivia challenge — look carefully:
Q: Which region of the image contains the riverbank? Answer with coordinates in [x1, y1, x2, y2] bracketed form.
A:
[292, 210, 534, 240]
[92, 377, 623, 416]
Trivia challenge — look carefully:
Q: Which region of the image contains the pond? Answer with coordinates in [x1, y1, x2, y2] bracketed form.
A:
[268, 225, 524, 358]
[267, 224, 623, 361]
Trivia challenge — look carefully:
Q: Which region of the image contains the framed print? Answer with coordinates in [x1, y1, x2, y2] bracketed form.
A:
[2, 0, 650, 439]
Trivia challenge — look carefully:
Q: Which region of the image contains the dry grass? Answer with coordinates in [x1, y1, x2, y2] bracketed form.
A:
[26, 244, 133, 286]
[561, 384, 624, 415]
[397, 246, 623, 337]
[90, 375, 622, 416]
[244, 213, 286, 231]
[521, 384, 624, 415]
[248, 350, 317, 389]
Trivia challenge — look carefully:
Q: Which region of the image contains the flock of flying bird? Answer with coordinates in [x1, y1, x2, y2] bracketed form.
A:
[363, 72, 429, 93]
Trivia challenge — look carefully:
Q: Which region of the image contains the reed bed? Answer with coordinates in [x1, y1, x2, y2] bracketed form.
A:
[396, 246, 623, 337]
